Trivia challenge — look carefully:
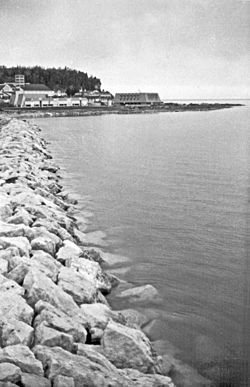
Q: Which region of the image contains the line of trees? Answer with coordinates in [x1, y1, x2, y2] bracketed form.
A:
[0, 66, 101, 92]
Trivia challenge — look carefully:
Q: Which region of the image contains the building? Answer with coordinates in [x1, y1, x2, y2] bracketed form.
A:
[83, 90, 113, 106]
[114, 93, 161, 106]
[10, 84, 53, 107]
[15, 74, 25, 86]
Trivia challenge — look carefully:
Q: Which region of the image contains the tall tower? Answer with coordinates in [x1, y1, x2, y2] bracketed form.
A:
[15, 74, 25, 86]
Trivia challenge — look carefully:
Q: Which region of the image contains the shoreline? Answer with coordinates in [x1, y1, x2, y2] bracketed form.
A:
[1, 102, 243, 120]
[0, 114, 216, 386]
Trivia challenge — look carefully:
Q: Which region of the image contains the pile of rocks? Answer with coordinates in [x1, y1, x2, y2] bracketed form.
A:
[0, 115, 174, 386]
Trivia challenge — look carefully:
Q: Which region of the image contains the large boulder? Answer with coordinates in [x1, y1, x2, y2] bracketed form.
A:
[34, 301, 87, 343]
[117, 284, 161, 304]
[56, 240, 83, 264]
[0, 257, 8, 274]
[80, 303, 125, 330]
[7, 208, 33, 226]
[0, 293, 34, 325]
[0, 363, 21, 384]
[33, 345, 126, 386]
[0, 345, 44, 376]
[101, 320, 154, 373]
[0, 317, 34, 347]
[0, 236, 31, 257]
[53, 375, 74, 387]
[23, 268, 79, 315]
[0, 273, 25, 296]
[121, 368, 174, 387]
[57, 266, 100, 305]
[65, 256, 112, 294]
[21, 373, 51, 387]
[34, 322, 74, 352]
[31, 250, 61, 282]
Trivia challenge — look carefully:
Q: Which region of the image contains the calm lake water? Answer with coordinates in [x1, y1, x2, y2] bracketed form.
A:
[35, 102, 250, 384]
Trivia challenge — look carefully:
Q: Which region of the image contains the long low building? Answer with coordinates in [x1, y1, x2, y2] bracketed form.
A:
[114, 92, 161, 106]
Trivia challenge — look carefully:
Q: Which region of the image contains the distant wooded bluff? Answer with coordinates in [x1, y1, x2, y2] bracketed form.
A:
[0, 65, 101, 92]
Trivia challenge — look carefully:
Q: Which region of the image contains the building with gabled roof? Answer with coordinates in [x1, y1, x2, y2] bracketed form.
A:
[10, 83, 53, 107]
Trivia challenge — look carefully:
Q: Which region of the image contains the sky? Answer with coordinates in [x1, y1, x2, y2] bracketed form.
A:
[0, 0, 249, 99]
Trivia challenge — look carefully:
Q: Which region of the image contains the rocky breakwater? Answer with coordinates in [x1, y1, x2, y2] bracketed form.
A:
[0, 115, 175, 387]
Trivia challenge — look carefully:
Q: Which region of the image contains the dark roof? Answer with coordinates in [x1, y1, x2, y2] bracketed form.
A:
[22, 84, 51, 91]
[114, 93, 161, 104]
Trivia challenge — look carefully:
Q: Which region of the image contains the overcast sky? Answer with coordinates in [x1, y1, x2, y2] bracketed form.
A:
[1, 0, 249, 99]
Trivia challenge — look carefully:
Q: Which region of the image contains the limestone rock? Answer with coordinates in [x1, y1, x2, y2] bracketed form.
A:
[101, 320, 154, 373]
[65, 256, 112, 294]
[23, 269, 79, 315]
[119, 309, 149, 328]
[21, 373, 51, 387]
[0, 345, 43, 376]
[0, 293, 34, 325]
[31, 235, 57, 256]
[0, 273, 24, 296]
[121, 368, 175, 387]
[32, 219, 73, 241]
[0, 236, 31, 257]
[33, 345, 125, 386]
[31, 250, 61, 282]
[117, 284, 161, 304]
[7, 208, 33, 226]
[34, 301, 87, 343]
[34, 322, 74, 352]
[0, 363, 21, 384]
[53, 375, 74, 387]
[56, 240, 83, 264]
[0, 257, 8, 274]
[6, 262, 30, 284]
[80, 303, 125, 330]
[0, 318, 34, 347]
[58, 266, 100, 305]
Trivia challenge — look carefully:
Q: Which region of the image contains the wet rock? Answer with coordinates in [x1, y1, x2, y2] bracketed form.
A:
[0, 293, 34, 325]
[34, 322, 74, 352]
[118, 309, 149, 328]
[0, 236, 31, 257]
[53, 375, 74, 387]
[58, 266, 100, 304]
[0, 363, 21, 384]
[117, 284, 161, 304]
[0, 345, 43, 376]
[101, 320, 154, 373]
[121, 368, 175, 387]
[21, 373, 51, 387]
[0, 318, 34, 347]
[34, 301, 87, 343]
[23, 269, 79, 315]
[79, 230, 108, 247]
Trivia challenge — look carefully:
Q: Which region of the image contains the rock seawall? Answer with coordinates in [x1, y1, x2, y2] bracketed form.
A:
[0, 115, 175, 386]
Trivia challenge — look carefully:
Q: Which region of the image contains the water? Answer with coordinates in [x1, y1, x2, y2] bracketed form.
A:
[35, 102, 250, 384]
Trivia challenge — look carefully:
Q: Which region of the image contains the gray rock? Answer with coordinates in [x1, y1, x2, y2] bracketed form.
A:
[21, 373, 51, 387]
[0, 257, 8, 274]
[53, 375, 74, 387]
[117, 284, 161, 304]
[118, 309, 149, 328]
[58, 266, 100, 305]
[0, 345, 43, 376]
[0, 293, 34, 325]
[56, 240, 83, 264]
[7, 208, 33, 226]
[33, 345, 125, 386]
[32, 219, 73, 241]
[6, 262, 30, 284]
[0, 363, 21, 384]
[121, 368, 175, 387]
[0, 318, 34, 347]
[80, 303, 125, 330]
[0, 273, 24, 296]
[23, 268, 79, 315]
[101, 320, 154, 373]
[0, 236, 31, 257]
[34, 301, 87, 343]
[34, 322, 74, 352]
[65, 256, 112, 294]
[31, 236, 57, 257]
[31, 250, 61, 282]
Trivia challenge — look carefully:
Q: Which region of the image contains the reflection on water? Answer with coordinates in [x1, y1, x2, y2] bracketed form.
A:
[36, 102, 250, 385]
